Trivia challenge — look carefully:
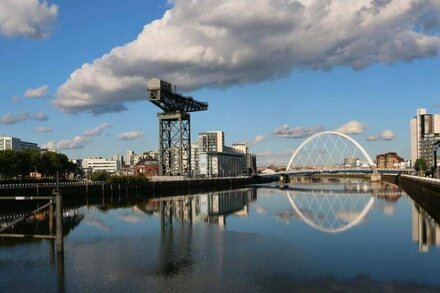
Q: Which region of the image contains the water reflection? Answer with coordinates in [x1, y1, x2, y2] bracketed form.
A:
[2, 181, 440, 291]
[412, 202, 440, 253]
[151, 188, 256, 228]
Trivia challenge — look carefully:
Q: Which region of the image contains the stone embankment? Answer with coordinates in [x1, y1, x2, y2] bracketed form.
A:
[398, 174, 440, 192]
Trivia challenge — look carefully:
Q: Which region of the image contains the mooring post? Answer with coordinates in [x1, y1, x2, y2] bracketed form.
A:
[55, 171, 63, 253]
[49, 198, 54, 235]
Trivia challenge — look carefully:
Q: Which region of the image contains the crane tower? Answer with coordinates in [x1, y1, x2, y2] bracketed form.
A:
[147, 78, 208, 176]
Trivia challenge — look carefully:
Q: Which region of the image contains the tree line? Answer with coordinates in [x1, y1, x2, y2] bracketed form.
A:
[0, 149, 79, 181]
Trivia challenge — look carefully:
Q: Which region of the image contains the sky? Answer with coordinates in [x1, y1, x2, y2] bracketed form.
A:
[1, 0, 440, 166]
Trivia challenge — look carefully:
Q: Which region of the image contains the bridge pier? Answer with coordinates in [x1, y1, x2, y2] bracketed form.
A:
[280, 175, 290, 183]
[370, 171, 382, 182]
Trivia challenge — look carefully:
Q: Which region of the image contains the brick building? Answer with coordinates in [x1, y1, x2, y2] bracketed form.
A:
[376, 152, 405, 169]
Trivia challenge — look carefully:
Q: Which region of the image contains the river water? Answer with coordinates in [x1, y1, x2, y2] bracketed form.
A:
[1, 180, 439, 292]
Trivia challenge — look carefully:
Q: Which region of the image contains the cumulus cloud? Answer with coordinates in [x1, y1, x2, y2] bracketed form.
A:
[25, 84, 48, 98]
[250, 134, 267, 146]
[83, 123, 111, 137]
[54, 0, 440, 114]
[0, 0, 58, 38]
[335, 120, 367, 135]
[367, 129, 396, 141]
[117, 130, 144, 140]
[34, 111, 48, 121]
[43, 123, 111, 150]
[0, 111, 48, 124]
[273, 124, 324, 138]
[35, 126, 53, 133]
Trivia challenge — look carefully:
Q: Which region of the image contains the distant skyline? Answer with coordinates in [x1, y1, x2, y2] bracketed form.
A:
[1, 0, 440, 166]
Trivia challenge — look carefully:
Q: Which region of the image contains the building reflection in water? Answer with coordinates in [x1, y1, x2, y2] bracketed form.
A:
[412, 203, 440, 253]
[150, 188, 257, 228]
[140, 188, 257, 277]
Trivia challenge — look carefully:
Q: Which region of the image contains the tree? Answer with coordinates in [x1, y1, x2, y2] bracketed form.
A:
[90, 171, 109, 181]
[414, 158, 427, 172]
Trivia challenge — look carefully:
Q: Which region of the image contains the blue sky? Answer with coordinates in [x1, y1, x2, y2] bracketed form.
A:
[1, 0, 440, 166]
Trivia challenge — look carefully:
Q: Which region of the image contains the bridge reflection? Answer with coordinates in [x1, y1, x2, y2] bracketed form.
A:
[268, 181, 403, 234]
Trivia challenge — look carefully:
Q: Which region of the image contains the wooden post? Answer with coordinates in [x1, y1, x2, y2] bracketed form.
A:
[55, 171, 63, 253]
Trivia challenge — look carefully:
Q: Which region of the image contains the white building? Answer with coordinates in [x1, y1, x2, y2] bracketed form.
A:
[190, 144, 200, 176]
[197, 131, 254, 177]
[81, 157, 118, 174]
[126, 150, 135, 166]
[0, 135, 39, 151]
[410, 108, 440, 167]
[109, 154, 123, 170]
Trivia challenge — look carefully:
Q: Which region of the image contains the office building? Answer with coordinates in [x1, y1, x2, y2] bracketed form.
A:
[126, 150, 135, 166]
[0, 135, 39, 151]
[410, 108, 440, 168]
[109, 155, 124, 170]
[197, 131, 255, 177]
[81, 157, 118, 174]
[190, 144, 200, 176]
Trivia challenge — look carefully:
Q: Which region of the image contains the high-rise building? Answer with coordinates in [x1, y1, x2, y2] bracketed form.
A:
[109, 155, 123, 170]
[190, 144, 200, 176]
[126, 150, 135, 166]
[410, 108, 440, 167]
[198, 131, 224, 153]
[0, 135, 39, 151]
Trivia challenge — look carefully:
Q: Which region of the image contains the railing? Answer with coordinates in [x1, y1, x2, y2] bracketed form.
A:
[0, 181, 106, 189]
[400, 174, 440, 186]
[0, 172, 65, 253]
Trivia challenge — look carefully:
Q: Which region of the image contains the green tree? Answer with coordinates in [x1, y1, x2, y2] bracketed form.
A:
[0, 150, 17, 179]
[414, 158, 427, 172]
[90, 171, 109, 181]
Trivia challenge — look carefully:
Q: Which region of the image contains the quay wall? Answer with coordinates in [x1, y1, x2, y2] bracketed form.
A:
[397, 174, 440, 222]
[0, 176, 274, 198]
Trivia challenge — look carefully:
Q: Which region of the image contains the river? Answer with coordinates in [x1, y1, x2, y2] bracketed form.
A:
[1, 180, 439, 292]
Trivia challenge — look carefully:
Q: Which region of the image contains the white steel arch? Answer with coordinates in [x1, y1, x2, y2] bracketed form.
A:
[285, 191, 375, 234]
[286, 131, 375, 172]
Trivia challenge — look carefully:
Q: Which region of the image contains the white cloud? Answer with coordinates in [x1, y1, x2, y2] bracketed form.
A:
[117, 130, 144, 140]
[34, 111, 48, 121]
[0, 0, 58, 38]
[0, 111, 48, 124]
[367, 129, 396, 141]
[35, 126, 53, 133]
[335, 120, 367, 135]
[273, 124, 324, 138]
[43, 123, 110, 150]
[83, 123, 111, 137]
[250, 134, 267, 146]
[257, 150, 272, 157]
[54, 0, 440, 114]
[25, 84, 48, 98]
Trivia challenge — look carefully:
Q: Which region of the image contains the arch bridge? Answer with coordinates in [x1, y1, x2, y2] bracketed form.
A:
[270, 131, 385, 181]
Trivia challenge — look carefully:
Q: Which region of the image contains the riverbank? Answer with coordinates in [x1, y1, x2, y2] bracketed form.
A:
[0, 176, 275, 198]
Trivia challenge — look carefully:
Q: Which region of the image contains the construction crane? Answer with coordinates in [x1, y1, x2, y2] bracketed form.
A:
[147, 78, 208, 176]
